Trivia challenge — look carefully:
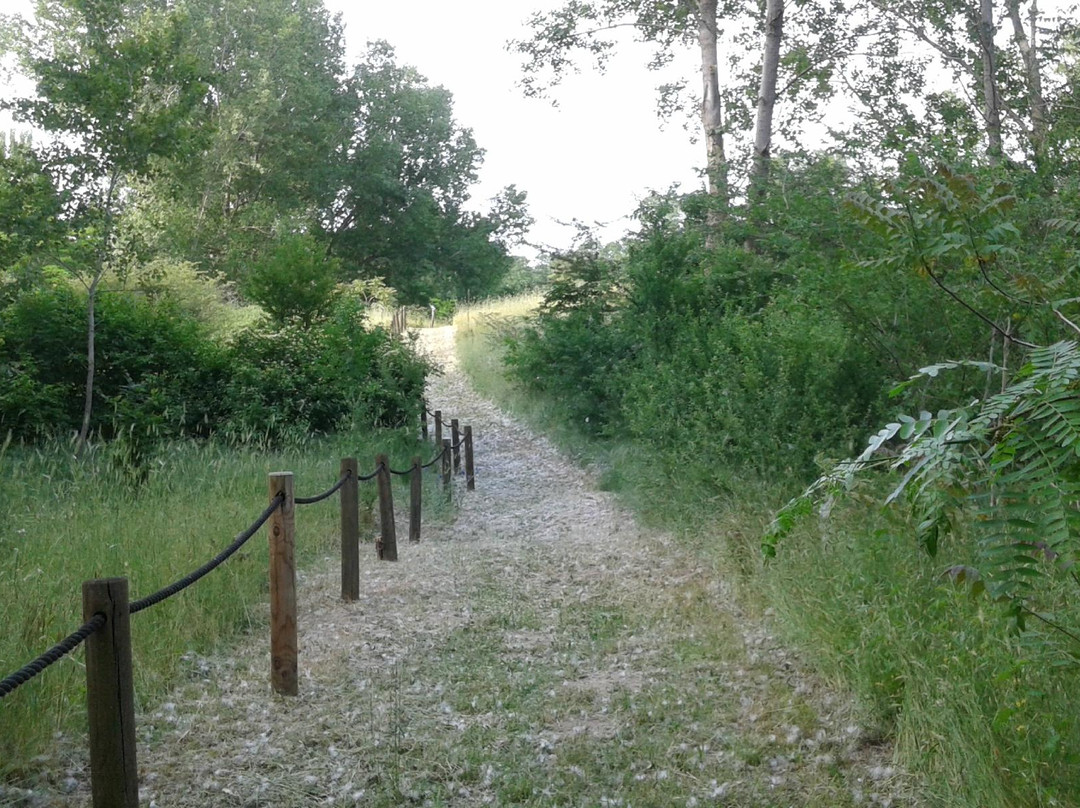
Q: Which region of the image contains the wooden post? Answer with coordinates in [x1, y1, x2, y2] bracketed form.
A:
[409, 456, 422, 543]
[464, 425, 475, 491]
[375, 454, 398, 561]
[340, 458, 359, 602]
[451, 418, 461, 474]
[434, 410, 443, 449]
[83, 578, 138, 808]
[441, 438, 452, 497]
[420, 405, 429, 441]
[268, 472, 298, 696]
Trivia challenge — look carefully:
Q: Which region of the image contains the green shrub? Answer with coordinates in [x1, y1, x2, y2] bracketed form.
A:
[0, 281, 429, 450]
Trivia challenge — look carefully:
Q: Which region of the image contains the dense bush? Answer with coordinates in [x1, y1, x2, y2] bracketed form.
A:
[505, 222, 889, 477]
[0, 281, 428, 449]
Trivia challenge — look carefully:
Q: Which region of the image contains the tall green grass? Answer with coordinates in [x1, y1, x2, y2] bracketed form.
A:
[0, 426, 447, 779]
[455, 318, 1080, 807]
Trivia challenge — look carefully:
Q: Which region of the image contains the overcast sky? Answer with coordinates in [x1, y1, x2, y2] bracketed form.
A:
[334, 1, 705, 254]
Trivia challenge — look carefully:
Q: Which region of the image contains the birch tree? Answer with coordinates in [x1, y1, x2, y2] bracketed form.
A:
[5, 0, 207, 452]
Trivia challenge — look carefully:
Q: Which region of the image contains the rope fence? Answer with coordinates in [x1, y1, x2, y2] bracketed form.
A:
[0, 397, 478, 806]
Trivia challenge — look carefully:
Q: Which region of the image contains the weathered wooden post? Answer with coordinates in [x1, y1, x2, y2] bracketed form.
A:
[451, 418, 461, 474]
[420, 405, 429, 441]
[268, 472, 298, 696]
[83, 577, 138, 808]
[434, 410, 443, 449]
[441, 438, 452, 497]
[464, 425, 475, 491]
[375, 454, 398, 561]
[340, 458, 359, 602]
[410, 456, 422, 543]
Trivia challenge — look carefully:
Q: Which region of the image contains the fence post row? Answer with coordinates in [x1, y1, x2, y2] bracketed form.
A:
[464, 426, 475, 491]
[421, 406, 428, 441]
[268, 472, 298, 697]
[4, 405, 483, 804]
[83, 578, 138, 808]
[375, 454, 398, 561]
[340, 458, 360, 602]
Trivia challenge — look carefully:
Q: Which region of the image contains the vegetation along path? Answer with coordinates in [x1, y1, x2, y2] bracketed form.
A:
[32, 326, 917, 807]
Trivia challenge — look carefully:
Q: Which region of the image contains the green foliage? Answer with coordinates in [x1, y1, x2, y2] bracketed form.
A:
[0, 134, 66, 271]
[241, 232, 341, 328]
[504, 243, 628, 430]
[0, 280, 429, 449]
[769, 341, 1080, 614]
[221, 299, 428, 443]
[504, 218, 887, 474]
[324, 42, 523, 303]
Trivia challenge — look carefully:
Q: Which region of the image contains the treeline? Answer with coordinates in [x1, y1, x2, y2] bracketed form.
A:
[0, 0, 531, 450]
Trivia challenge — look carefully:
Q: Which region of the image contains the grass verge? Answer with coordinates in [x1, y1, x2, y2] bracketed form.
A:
[0, 426, 450, 780]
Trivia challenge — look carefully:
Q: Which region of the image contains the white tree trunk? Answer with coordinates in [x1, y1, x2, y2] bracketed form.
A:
[750, 0, 784, 206]
[1005, 0, 1048, 163]
[697, 0, 728, 216]
[978, 0, 1003, 161]
[76, 279, 98, 455]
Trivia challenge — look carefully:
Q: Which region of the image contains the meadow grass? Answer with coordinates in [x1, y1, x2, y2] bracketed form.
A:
[454, 311, 1080, 807]
[0, 425, 449, 778]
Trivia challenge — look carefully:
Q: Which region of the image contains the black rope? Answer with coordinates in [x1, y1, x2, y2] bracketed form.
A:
[0, 613, 106, 700]
[420, 446, 448, 469]
[295, 470, 352, 505]
[451, 437, 466, 450]
[357, 462, 383, 482]
[388, 464, 415, 476]
[129, 493, 285, 615]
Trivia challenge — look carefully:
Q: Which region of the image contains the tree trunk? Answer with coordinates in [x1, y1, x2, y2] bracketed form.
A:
[1005, 0, 1048, 164]
[75, 279, 98, 455]
[978, 0, 1003, 162]
[696, 0, 728, 239]
[750, 0, 784, 207]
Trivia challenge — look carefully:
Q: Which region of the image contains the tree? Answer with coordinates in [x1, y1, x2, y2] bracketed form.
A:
[750, 0, 784, 202]
[5, 0, 208, 452]
[851, 0, 1071, 167]
[324, 42, 526, 302]
[0, 132, 66, 277]
[242, 232, 340, 328]
[512, 0, 870, 221]
[125, 0, 350, 281]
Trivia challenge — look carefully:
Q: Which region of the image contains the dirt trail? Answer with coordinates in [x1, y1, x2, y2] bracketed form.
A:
[26, 326, 916, 807]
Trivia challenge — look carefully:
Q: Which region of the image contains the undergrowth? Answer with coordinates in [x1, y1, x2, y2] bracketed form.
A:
[456, 318, 1080, 807]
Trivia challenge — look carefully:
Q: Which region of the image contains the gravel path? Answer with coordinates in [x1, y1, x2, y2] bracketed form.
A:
[16, 326, 917, 807]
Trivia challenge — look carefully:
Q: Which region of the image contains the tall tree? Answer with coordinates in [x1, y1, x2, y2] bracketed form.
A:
[126, 0, 349, 280]
[514, 0, 730, 210]
[855, 0, 1070, 166]
[324, 42, 526, 302]
[5, 0, 207, 451]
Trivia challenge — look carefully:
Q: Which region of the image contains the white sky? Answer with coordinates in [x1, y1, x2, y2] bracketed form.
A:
[330, 1, 704, 254]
